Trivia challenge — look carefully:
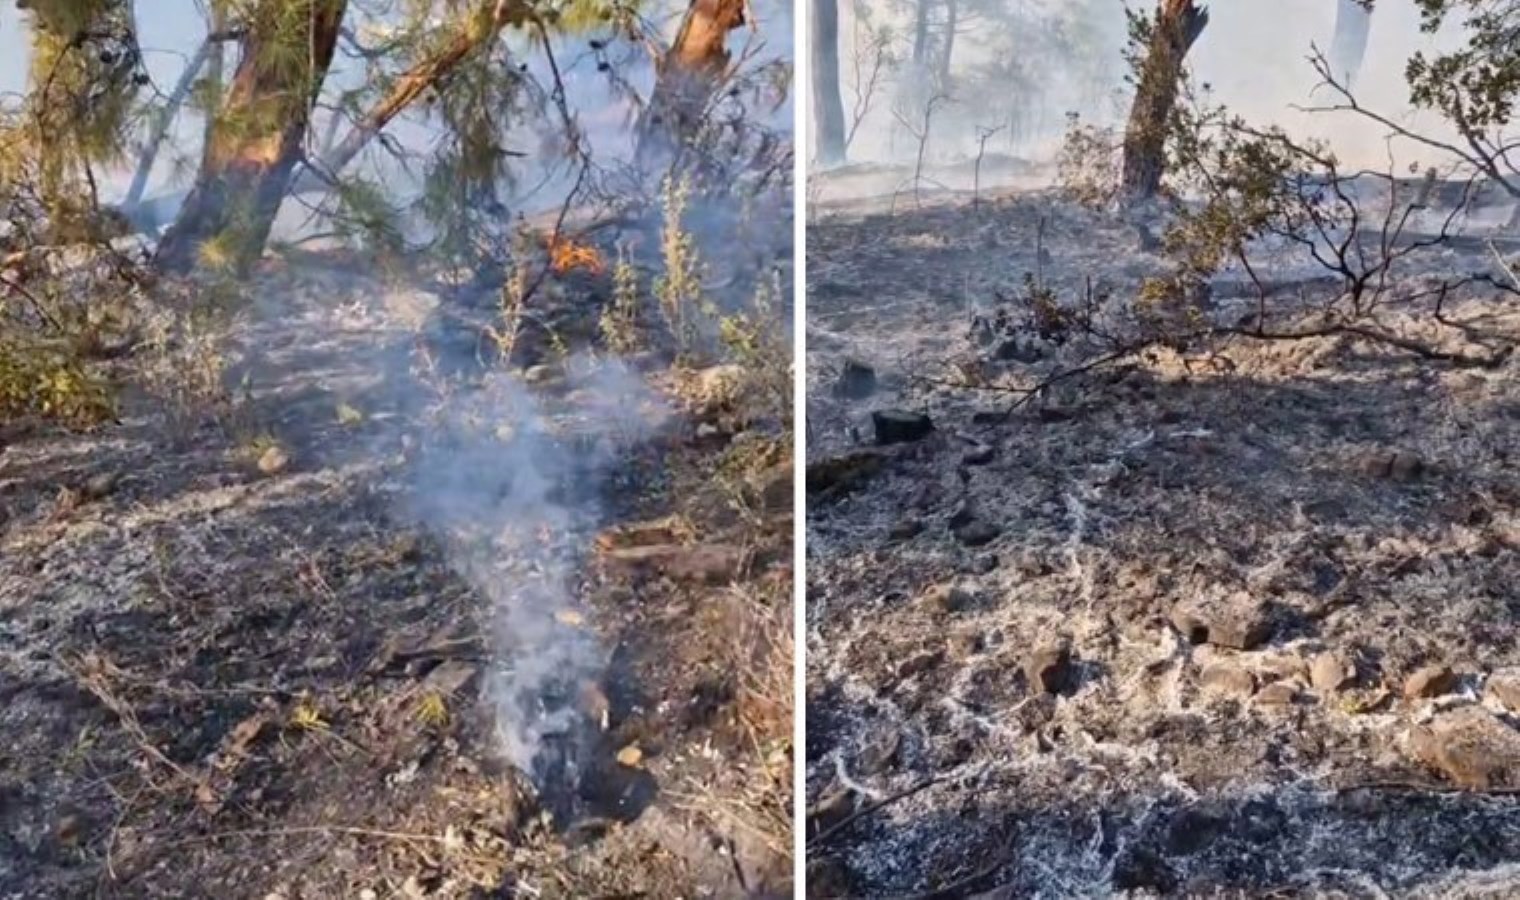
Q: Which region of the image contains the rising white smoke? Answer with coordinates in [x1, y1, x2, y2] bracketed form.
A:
[404, 355, 669, 788]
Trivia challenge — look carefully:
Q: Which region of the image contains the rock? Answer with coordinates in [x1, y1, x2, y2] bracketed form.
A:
[1170, 592, 1272, 650]
[79, 472, 120, 501]
[872, 409, 934, 445]
[1310, 653, 1356, 693]
[1407, 707, 1520, 789]
[888, 518, 924, 541]
[1359, 449, 1426, 481]
[1487, 669, 1520, 712]
[922, 583, 976, 615]
[953, 519, 1000, 547]
[1255, 681, 1301, 706]
[1199, 663, 1257, 698]
[806, 452, 884, 495]
[1404, 664, 1459, 700]
[256, 444, 290, 475]
[1025, 641, 1074, 694]
[834, 360, 877, 399]
[962, 443, 996, 466]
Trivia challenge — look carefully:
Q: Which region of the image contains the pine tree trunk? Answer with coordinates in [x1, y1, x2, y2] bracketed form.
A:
[1329, 0, 1371, 90]
[156, 0, 347, 275]
[299, 1, 524, 189]
[812, 0, 847, 167]
[1120, 0, 1208, 202]
[636, 0, 747, 169]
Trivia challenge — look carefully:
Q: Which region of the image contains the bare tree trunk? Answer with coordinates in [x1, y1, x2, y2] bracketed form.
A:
[636, 0, 747, 168]
[937, 0, 957, 88]
[911, 0, 931, 66]
[1329, 0, 1371, 90]
[812, 0, 847, 167]
[156, 0, 347, 275]
[125, 37, 218, 208]
[1121, 0, 1208, 202]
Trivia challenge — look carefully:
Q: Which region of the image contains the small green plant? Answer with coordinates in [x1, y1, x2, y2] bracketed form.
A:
[718, 269, 790, 421]
[0, 337, 115, 425]
[653, 176, 715, 357]
[599, 252, 643, 354]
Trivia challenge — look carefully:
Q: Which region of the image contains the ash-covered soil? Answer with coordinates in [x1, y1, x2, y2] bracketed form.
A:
[804, 183, 1520, 897]
[0, 255, 791, 898]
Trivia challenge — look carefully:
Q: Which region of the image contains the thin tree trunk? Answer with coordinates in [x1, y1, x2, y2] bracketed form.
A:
[1329, 0, 1372, 90]
[1120, 0, 1208, 202]
[636, 0, 747, 168]
[156, 0, 347, 275]
[125, 37, 217, 208]
[937, 0, 957, 88]
[811, 0, 847, 167]
[911, 0, 931, 66]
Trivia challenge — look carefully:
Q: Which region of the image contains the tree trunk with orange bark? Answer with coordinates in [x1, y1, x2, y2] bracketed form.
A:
[1120, 0, 1208, 202]
[298, 0, 526, 189]
[636, 0, 747, 169]
[156, 0, 348, 274]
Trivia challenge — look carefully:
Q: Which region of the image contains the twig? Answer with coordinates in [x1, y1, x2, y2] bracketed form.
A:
[806, 773, 949, 849]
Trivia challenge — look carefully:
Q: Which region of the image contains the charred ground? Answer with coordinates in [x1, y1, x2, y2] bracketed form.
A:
[804, 177, 1520, 897]
[1, 233, 792, 898]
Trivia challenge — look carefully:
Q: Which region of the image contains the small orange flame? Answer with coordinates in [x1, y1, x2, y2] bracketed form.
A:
[549, 235, 605, 275]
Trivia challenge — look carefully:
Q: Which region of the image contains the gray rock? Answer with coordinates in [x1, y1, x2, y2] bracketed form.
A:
[872, 409, 933, 445]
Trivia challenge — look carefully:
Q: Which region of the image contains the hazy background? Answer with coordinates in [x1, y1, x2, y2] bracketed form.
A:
[818, 0, 1473, 174]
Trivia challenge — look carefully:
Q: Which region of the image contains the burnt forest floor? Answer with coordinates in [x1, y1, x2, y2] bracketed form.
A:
[804, 182, 1520, 898]
[1, 243, 792, 898]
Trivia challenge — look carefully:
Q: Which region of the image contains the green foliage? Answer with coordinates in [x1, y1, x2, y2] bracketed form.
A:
[653, 176, 714, 357]
[1406, 0, 1519, 129]
[0, 336, 115, 425]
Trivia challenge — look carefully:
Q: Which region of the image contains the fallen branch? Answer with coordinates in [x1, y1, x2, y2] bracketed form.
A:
[806, 772, 949, 849]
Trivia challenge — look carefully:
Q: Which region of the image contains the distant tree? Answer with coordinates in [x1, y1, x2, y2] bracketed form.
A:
[812, 0, 847, 166]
